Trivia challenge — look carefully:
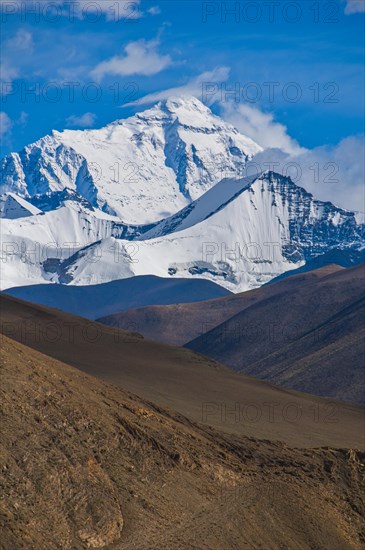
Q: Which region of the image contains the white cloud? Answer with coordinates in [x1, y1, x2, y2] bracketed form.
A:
[1, 30, 33, 94]
[66, 112, 97, 128]
[124, 66, 231, 106]
[219, 103, 364, 211]
[91, 38, 172, 80]
[0, 63, 18, 95]
[251, 136, 365, 212]
[7, 29, 34, 51]
[0, 63, 18, 82]
[216, 101, 364, 211]
[220, 102, 305, 155]
[0, 112, 12, 138]
[74, 0, 142, 20]
[344, 0, 365, 14]
[18, 111, 28, 126]
[148, 6, 161, 15]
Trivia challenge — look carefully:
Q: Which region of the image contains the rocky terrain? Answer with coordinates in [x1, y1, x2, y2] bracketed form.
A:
[1, 335, 365, 549]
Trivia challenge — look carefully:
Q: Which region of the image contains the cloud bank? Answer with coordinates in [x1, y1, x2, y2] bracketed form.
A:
[221, 102, 364, 212]
[220, 102, 305, 156]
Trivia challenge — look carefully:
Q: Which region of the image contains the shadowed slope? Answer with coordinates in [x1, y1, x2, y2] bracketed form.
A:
[243, 296, 365, 403]
[0, 293, 364, 449]
[98, 265, 343, 346]
[5, 275, 230, 320]
[186, 264, 365, 404]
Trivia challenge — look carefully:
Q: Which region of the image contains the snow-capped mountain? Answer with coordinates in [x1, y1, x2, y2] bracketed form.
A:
[1, 171, 363, 291]
[0, 97, 261, 224]
[142, 171, 363, 247]
[47, 173, 365, 290]
[0, 97, 363, 293]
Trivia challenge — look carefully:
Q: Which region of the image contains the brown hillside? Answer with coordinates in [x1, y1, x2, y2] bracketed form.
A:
[1, 336, 365, 549]
[0, 293, 364, 449]
[98, 264, 343, 346]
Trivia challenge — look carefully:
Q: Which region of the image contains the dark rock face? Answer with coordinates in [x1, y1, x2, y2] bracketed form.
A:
[261, 172, 364, 263]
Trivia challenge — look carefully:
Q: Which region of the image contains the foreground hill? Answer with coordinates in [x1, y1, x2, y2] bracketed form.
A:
[99, 264, 343, 345]
[1, 293, 364, 449]
[1, 335, 365, 549]
[187, 264, 365, 404]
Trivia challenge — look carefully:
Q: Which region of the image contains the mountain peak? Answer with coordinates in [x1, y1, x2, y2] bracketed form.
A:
[131, 95, 221, 129]
[1, 96, 262, 223]
[161, 95, 212, 114]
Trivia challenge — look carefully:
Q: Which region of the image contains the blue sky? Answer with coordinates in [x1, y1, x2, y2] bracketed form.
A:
[1, 0, 364, 159]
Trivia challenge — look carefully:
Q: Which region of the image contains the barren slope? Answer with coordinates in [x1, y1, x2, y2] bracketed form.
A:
[98, 265, 343, 346]
[5, 275, 230, 320]
[0, 293, 364, 449]
[187, 264, 365, 404]
[1, 336, 365, 549]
